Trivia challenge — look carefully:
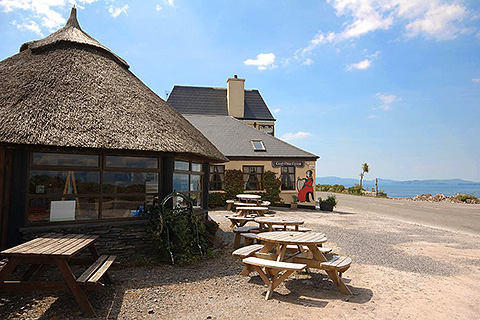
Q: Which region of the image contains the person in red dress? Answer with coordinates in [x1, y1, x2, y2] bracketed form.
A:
[297, 170, 314, 202]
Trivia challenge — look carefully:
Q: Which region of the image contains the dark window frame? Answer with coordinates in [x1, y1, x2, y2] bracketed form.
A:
[173, 159, 204, 208]
[209, 165, 225, 191]
[243, 165, 264, 191]
[280, 166, 296, 190]
[26, 151, 162, 225]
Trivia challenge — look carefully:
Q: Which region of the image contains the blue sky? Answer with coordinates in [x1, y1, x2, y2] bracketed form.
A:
[1, 0, 479, 181]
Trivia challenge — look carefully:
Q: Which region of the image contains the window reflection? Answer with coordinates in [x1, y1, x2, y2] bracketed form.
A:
[33, 153, 99, 167]
[29, 171, 100, 195]
[106, 156, 158, 169]
[103, 172, 158, 194]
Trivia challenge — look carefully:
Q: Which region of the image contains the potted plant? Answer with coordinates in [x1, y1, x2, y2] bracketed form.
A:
[291, 195, 298, 210]
[318, 195, 337, 211]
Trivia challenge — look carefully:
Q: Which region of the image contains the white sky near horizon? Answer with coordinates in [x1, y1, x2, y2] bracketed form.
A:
[0, 0, 479, 181]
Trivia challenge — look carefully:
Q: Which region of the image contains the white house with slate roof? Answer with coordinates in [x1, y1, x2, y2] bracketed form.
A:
[167, 76, 319, 208]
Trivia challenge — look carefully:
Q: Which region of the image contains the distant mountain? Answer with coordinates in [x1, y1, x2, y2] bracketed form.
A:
[316, 176, 480, 187]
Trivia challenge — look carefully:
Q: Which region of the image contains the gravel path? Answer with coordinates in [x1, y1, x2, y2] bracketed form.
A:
[1, 198, 479, 319]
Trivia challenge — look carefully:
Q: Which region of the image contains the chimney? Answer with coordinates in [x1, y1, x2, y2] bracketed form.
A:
[226, 74, 245, 118]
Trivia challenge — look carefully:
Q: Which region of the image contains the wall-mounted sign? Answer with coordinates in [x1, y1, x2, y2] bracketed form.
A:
[271, 161, 305, 168]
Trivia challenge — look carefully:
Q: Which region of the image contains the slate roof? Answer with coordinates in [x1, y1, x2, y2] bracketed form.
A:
[167, 85, 276, 121]
[184, 115, 318, 159]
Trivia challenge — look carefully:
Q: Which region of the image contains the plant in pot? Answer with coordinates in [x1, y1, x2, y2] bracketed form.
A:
[291, 195, 298, 210]
[319, 195, 337, 211]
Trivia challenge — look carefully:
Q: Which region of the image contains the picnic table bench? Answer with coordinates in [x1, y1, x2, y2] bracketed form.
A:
[236, 206, 269, 217]
[0, 233, 116, 317]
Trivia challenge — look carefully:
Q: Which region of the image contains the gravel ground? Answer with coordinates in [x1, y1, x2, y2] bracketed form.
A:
[1, 200, 479, 319]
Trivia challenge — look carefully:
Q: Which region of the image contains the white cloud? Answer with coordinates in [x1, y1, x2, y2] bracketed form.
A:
[404, 2, 468, 40]
[301, 58, 313, 66]
[0, 0, 105, 35]
[367, 114, 380, 119]
[472, 78, 480, 83]
[346, 58, 371, 71]
[155, 4, 162, 11]
[11, 19, 43, 36]
[109, 4, 128, 18]
[273, 108, 281, 114]
[292, 0, 475, 63]
[375, 92, 400, 111]
[280, 132, 313, 141]
[243, 53, 276, 71]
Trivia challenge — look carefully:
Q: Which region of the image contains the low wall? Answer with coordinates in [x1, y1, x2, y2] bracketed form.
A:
[19, 220, 154, 263]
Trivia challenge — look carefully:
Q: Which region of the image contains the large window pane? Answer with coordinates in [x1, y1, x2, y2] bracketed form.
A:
[173, 173, 189, 192]
[32, 153, 99, 167]
[174, 160, 189, 171]
[190, 175, 202, 191]
[102, 196, 150, 219]
[27, 197, 99, 223]
[191, 163, 202, 172]
[103, 172, 158, 194]
[29, 171, 100, 195]
[106, 156, 158, 169]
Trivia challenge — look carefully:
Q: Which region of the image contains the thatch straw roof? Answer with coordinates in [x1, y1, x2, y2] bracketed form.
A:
[0, 8, 227, 163]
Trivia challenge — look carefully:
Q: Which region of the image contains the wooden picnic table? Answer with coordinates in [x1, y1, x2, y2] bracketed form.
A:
[236, 206, 269, 217]
[251, 232, 352, 296]
[236, 194, 261, 205]
[254, 216, 304, 232]
[0, 233, 116, 317]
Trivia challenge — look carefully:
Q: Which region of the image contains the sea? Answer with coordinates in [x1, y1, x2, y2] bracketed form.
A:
[361, 182, 480, 198]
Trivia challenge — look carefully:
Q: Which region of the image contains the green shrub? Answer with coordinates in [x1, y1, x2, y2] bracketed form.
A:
[208, 192, 227, 208]
[457, 193, 479, 203]
[318, 195, 337, 207]
[347, 184, 363, 195]
[291, 194, 298, 204]
[262, 170, 282, 204]
[225, 169, 244, 199]
[315, 184, 346, 193]
[148, 205, 214, 265]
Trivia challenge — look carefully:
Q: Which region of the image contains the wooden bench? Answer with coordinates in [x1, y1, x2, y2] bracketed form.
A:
[227, 215, 255, 228]
[320, 255, 352, 295]
[242, 257, 307, 300]
[273, 226, 312, 232]
[233, 226, 259, 249]
[285, 244, 332, 254]
[77, 255, 116, 290]
[241, 233, 259, 247]
[226, 199, 235, 211]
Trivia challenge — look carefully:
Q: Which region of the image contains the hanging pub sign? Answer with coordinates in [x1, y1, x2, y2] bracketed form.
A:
[271, 160, 305, 168]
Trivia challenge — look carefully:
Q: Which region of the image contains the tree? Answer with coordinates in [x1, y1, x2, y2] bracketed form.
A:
[359, 163, 369, 188]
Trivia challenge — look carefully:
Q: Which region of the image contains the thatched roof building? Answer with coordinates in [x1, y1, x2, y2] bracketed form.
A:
[0, 8, 227, 251]
[0, 8, 226, 163]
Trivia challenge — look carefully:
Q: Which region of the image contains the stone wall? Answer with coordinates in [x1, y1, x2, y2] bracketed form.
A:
[20, 220, 154, 263]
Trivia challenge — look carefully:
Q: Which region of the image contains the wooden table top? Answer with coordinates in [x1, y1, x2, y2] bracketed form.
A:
[254, 216, 304, 225]
[237, 206, 269, 211]
[256, 232, 327, 245]
[236, 194, 261, 200]
[1, 233, 98, 257]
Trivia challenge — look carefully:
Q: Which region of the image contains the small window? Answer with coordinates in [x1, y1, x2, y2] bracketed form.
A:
[243, 166, 264, 190]
[281, 166, 295, 190]
[209, 165, 225, 190]
[251, 140, 266, 151]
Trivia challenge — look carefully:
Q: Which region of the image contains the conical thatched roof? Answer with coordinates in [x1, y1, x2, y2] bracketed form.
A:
[0, 8, 227, 162]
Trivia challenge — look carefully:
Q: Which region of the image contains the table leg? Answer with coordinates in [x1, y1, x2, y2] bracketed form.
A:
[55, 257, 96, 317]
[306, 245, 328, 262]
[0, 256, 20, 286]
[277, 245, 287, 262]
[258, 242, 275, 254]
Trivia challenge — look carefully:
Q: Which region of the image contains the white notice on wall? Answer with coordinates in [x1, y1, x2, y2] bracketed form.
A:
[50, 200, 76, 222]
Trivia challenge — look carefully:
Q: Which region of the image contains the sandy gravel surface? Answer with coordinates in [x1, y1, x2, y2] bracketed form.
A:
[1, 197, 479, 319]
